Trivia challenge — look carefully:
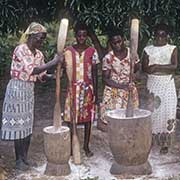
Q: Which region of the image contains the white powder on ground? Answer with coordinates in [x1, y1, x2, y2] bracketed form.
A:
[13, 128, 180, 180]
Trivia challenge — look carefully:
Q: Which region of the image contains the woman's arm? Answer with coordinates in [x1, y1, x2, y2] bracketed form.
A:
[142, 48, 178, 74]
[103, 69, 129, 89]
[134, 62, 140, 73]
[142, 51, 157, 74]
[31, 53, 64, 75]
[88, 31, 107, 61]
[134, 53, 140, 73]
[154, 47, 178, 73]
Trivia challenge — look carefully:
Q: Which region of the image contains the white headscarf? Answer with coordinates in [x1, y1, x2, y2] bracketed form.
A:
[19, 22, 47, 44]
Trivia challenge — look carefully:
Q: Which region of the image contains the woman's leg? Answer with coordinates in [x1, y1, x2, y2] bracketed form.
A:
[67, 122, 73, 156]
[83, 121, 93, 157]
[22, 135, 31, 164]
[14, 139, 29, 170]
[14, 139, 23, 162]
[22, 135, 37, 167]
[160, 133, 168, 154]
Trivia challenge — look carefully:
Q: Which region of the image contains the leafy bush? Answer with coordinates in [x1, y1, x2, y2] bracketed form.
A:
[66, 0, 180, 55]
[0, 32, 19, 78]
[66, 0, 179, 35]
[0, 0, 60, 34]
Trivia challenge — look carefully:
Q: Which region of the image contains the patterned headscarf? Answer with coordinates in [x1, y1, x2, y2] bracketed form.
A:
[19, 22, 47, 44]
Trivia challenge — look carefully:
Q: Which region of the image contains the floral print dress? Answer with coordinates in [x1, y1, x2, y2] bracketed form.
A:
[1, 43, 46, 140]
[101, 48, 139, 123]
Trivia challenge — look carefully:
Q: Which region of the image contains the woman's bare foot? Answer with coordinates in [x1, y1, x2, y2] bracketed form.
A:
[84, 148, 94, 157]
[160, 147, 168, 154]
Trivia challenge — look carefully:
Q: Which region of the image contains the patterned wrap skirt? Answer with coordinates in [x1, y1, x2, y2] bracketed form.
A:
[1, 79, 34, 140]
[147, 74, 177, 134]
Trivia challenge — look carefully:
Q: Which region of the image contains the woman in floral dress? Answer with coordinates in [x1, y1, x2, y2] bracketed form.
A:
[101, 29, 139, 124]
[1, 22, 63, 170]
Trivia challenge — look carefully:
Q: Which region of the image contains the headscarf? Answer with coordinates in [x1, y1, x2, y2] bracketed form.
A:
[19, 22, 47, 44]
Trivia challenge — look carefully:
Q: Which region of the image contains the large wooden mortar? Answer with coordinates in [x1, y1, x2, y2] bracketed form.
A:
[43, 126, 71, 176]
[106, 108, 152, 175]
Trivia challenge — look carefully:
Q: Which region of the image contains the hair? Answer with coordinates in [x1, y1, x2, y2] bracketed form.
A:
[107, 28, 124, 40]
[74, 22, 89, 34]
[154, 23, 170, 35]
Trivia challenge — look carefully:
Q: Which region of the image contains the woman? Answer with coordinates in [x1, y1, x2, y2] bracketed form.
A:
[63, 23, 99, 157]
[101, 29, 139, 124]
[142, 23, 178, 154]
[1, 22, 64, 170]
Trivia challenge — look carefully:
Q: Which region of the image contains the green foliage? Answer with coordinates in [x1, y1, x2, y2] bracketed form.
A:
[0, 0, 58, 34]
[0, 32, 19, 77]
[66, 0, 180, 55]
[41, 21, 59, 61]
[66, 0, 179, 37]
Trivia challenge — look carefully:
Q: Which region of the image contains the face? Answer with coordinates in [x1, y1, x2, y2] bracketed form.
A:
[110, 35, 124, 52]
[154, 30, 168, 45]
[31, 32, 46, 48]
[75, 30, 88, 45]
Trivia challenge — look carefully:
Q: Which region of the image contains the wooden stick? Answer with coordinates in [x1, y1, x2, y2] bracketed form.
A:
[53, 19, 69, 130]
[126, 19, 139, 117]
[69, 89, 81, 165]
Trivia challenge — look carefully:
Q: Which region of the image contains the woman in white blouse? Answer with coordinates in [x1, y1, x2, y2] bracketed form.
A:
[142, 23, 178, 154]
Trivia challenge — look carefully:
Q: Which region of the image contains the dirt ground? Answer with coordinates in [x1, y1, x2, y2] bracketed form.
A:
[1, 76, 180, 180]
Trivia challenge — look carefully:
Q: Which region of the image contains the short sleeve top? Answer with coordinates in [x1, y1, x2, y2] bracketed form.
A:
[10, 43, 46, 82]
[144, 44, 176, 65]
[102, 48, 139, 83]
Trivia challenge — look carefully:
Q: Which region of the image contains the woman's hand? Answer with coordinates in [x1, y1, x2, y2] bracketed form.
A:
[52, 53, 64, 65]
[118, 83, 129, 90]
[118, 82, 134, 91]
[128, 82, 134, 91]
[148, 64, 158, 73]
[134, 53, 139, 63]
[31, 53, 64, 75]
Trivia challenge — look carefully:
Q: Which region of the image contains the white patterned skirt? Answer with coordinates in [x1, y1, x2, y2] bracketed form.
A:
[147, 74, 177, 134]
[1, 79, 34, 140]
